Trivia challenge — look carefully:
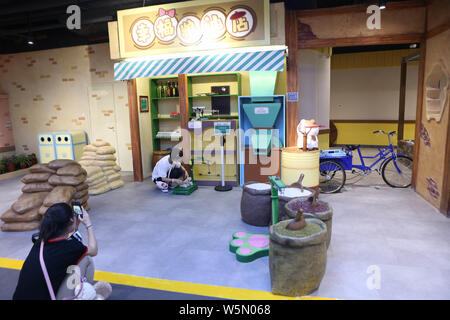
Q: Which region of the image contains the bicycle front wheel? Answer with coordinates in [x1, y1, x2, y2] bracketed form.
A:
[381, 155, 413, 188]
[319, 160, 346, 193]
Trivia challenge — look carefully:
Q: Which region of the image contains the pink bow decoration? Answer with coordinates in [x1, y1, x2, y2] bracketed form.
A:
[159, 8, 175, 17]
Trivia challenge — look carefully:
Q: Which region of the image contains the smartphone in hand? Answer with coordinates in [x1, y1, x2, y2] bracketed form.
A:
[72, 201, 83, 219]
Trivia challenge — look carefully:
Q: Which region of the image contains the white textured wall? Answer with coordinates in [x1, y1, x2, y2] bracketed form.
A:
[330, 65, 419, 120]
[0, 43, 133, 171]
[298, 49, 331, 129]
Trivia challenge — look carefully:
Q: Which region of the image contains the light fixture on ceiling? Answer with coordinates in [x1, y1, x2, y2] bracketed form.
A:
[27, 35, 34, 45]
[410, 43, 418, 48]
[379, 0, 387, 9]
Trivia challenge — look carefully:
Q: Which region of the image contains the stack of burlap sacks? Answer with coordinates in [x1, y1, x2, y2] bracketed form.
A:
[1, 160, 89, 232]
[78, 141, 124, 195]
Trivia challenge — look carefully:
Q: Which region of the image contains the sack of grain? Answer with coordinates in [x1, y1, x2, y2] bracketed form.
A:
[103, 169, 115, 176]
[106, 173, 121, 183]
[113, 165, 121, 172]
[83, 166, 102, 177]
[75, 182, 89, 192]
[83, 144, 98, 152]
[93, 141, 110, 147]
[1, 208, 40, 223]
[29, 164, 56, 174]
[90, 175, 108, 187]
[82, 151, 97, 157]
[96, 146, 116, 155]
[43, 186, 76, 207]
[109, 179, 125, 190]
[21, 173, 52, 184]
[86, 172, 104, 184]
[48, 159, 78, 169]
[73, 189, 88, 200]
[56, 164, 84, 177]
[75, 193, 89, 205]
[89, 182, 111, 195]
[11, 192, 49, 214]
[93, 160, 116, 168]
[96, 154, 116, 161]
[22, 182, 54, 193]
[1, 221, 41, 232]
[48, 174, 86, 186]
[38, 205, 50, 216]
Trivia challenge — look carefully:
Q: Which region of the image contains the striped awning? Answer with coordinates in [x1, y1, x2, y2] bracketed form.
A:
[114, 47, 286, 80]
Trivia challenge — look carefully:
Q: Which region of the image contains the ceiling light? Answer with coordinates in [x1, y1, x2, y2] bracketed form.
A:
[379, 0, 387, 9]
[27, 36, 34, 45]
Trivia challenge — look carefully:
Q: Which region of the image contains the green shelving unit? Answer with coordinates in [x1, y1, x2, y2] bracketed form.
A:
[149, 73, 241, 151]
[149, 77, 179, 151]
[187, 73, 241, 120]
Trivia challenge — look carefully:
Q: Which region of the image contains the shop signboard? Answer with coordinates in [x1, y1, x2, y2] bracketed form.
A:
[116, 0, 270, 58]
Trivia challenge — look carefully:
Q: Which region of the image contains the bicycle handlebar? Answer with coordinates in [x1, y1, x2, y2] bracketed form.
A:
[373, 130, 397, 136]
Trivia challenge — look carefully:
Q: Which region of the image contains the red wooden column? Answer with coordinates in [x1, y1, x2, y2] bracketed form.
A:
[127, 78, 143, 182]
[285, 9, 299, 147]
[178, 74, 191, 165]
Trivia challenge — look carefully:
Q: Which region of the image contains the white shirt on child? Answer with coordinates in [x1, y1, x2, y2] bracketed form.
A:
[152, 155, 171, 181]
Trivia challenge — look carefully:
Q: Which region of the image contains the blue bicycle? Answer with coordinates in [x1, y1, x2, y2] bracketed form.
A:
[319, 130, 413, 193]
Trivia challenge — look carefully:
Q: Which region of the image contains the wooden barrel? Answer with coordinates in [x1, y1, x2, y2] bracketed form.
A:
[152, 150, 171, 169]
[281, 148, 319, 187]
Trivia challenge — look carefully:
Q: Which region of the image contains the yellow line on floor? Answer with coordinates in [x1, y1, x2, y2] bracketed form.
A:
[0, 257, 335, 300]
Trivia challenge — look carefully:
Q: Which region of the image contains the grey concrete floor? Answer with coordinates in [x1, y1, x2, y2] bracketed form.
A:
[0, 149, 449, 300]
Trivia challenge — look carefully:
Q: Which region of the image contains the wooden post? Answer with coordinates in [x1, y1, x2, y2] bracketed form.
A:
[178, 74, 190, 165]
[285, 9, 299, 147]
[127, 79, 143, 182]
[412, 38, 426, 190]
[398, 60, 407, 142]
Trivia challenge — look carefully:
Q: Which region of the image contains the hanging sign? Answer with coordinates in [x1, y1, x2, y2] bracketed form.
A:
[116, 0, 270, 58]
[214, 122, 232, 135]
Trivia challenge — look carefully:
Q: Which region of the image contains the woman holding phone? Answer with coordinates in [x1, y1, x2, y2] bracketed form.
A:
[13, 203, 111, 300]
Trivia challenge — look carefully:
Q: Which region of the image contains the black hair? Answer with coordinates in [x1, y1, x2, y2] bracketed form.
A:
[170, 148, 183, 160]
[168, 167, 184, 179]
[39, 203, 74, 243]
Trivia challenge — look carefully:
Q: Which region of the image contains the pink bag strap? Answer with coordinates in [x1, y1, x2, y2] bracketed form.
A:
[39, 240, 56, 300]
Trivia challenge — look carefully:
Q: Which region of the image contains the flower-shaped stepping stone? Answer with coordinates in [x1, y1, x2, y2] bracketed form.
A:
[229, 232, 270, 263]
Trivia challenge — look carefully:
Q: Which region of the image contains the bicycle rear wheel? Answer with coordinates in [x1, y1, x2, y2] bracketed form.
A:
[319, 160, 346, 193]
[381, 155, 413, 188]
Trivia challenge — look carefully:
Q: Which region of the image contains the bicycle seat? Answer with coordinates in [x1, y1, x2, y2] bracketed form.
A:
[345, 144, 360, 151]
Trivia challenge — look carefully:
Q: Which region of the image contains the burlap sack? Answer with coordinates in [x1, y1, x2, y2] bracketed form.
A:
[43, 186, 76, 207]
[82, 151, 97, 157]
[56, 164, 83, 176]
[83, 166, 102, 177]
[1, 221, 41, 232]
[103, 169, 115, 176]
[75, 182, 89, 192]
[38, 205, 50, 216]
[48, 174, 86, 186]
[75, 193, 89, 205]
[93, 160, 116, 168]
[96, 154, 116, 161]
[12, 192, 49, 214]
[93, 141, 110, 147]
[73, 189, 88, 199]
[21, 173, 52, 184]
[80, 168, 87, 176]
[96, 146, 116, 155]
[29, 164, 56, 174]
[83, 144, 97, 152]
[78, 160, 96, 167]
[22, 182, 54, 193]
[87, 172, 104, 183]
[102, 166, 115, 172]
[113, 165, 121, 172]
[90, 176, 108, 187]
[48, 159, 78, 169]
[89, 182, 111, 195]
[109, 179, 125, 190]
[81, 156, 97, 161]
[106, 173, 121, 183]
[1, 208, 40, 223]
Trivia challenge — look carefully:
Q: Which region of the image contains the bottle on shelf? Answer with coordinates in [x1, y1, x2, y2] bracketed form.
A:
[156, 82, 161, 99]
[166, 81, 171, 98]
[174, 81, 178, 97]
[162, 82, 167, 98]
